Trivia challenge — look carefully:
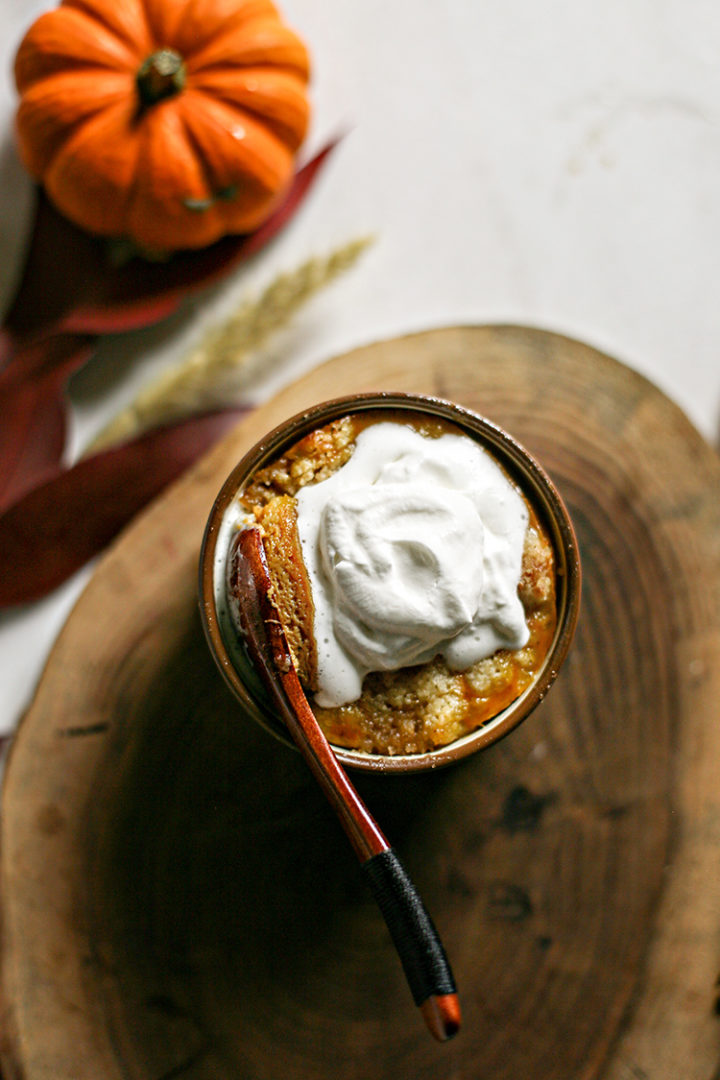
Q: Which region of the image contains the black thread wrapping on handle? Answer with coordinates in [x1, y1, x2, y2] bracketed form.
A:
[362, 848, 456, 1006]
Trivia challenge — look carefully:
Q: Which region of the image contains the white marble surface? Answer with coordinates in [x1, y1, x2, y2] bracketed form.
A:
[1, 0, 719, 737]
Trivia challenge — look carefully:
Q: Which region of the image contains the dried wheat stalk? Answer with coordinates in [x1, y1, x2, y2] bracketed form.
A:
[87, 236, 373, 453]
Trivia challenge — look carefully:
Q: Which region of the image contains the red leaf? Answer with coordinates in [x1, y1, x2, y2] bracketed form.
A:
[0, 335, 95, 512]
[0, 376, 66, 512]
[3, 140, 340, 347]
[0, 407, 248, 607]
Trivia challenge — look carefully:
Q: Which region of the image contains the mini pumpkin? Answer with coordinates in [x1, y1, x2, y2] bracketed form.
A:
[14, 0, 311, 251]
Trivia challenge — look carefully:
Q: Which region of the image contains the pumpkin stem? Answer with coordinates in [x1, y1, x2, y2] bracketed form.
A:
[136, 49, 186, 106]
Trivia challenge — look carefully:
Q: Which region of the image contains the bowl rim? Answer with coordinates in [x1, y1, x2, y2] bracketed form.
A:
[198, 391, 581, 773]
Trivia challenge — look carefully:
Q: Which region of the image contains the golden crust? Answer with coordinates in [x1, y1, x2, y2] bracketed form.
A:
[253, 495, 317, 689]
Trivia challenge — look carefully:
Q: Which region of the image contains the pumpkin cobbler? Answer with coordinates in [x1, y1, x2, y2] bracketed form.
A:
[232, 410, 557, 756]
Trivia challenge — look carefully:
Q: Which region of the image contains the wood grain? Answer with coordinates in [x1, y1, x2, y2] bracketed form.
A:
[2, 326, 719, 1079]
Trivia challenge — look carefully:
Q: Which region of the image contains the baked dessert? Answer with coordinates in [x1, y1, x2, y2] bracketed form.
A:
[232, 410, 557, 756]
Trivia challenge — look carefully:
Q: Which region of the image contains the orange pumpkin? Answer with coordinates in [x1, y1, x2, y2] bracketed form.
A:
[14, 0, 311, 251]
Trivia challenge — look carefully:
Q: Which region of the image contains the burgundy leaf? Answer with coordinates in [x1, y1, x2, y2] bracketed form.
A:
[0, 376, 66, 513]
[0, 331, 94, 390]
[0, 407, 248, 607]
[0, 326, 16, 371]
[3, 139, 340, 348]
[0, 336, 95, 512]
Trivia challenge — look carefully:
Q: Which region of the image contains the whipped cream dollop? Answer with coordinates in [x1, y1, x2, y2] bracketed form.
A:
[296, 421, 530, 708]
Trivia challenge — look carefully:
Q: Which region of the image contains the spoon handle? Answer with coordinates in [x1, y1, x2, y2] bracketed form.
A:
[362, 848, 460, 1040]
[228, 527, 460, 1041]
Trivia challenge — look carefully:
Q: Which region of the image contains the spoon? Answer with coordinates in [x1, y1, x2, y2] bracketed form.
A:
[226, 525, 461, 1042]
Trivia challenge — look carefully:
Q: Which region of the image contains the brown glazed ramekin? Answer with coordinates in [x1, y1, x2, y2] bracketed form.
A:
[199, 392, 581, 773]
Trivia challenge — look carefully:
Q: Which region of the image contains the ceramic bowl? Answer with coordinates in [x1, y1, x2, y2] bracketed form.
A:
[199, 392, 581, 773]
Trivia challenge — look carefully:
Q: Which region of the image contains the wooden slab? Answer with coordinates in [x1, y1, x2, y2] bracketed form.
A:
[2, 326, 720, 1079]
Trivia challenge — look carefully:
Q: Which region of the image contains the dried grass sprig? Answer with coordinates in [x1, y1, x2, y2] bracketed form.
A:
[87, 235, 373, 452]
